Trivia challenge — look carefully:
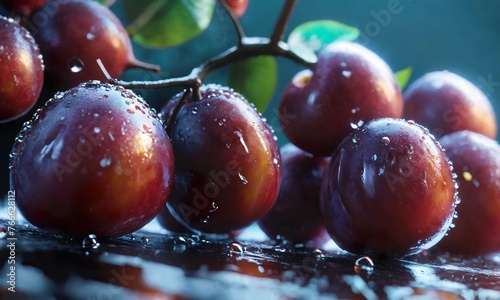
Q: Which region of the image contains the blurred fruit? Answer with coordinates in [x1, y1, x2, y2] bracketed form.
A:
[10, 81, 174, 237]
[0, 16, 44, 123]
[403, 71, 497, 140]
[438, 130, 500, 255]
[320, 118, 458, 257]
[0, 0, 46, 16]
[279, 41, 403, 156]
[29, 0, 157, 91]
[226, 0, 248, 18]
[161, 85, 281, 234]
[258, 143, 330, 245]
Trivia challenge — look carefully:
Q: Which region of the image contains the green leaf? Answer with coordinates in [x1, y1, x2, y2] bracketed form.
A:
[288, 20, 360, 61]
[228, 56, 278, 113]
[124, 0, 215, 48]
[395, 67, 413, 89]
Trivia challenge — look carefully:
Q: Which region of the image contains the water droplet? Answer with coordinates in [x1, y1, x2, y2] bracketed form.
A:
[342, 70, 352, 78]
[352, 134, 360, 144]
[141, 236, 150, 244]
[313, 249, 324, 261]
[99, 157, 112, 168]
[86, 32, 95, 40]
[354, 256, 374, 273]
[174, 236, 187, 245]
[82, 234, 100, 249]
[191, 109, 197, 115]
[93, 127, 101, 133]
[229, 241, 246, 256]
[209, 202, 219, 212]
[202, 216, 210, 224]
[407, 120, 415, 125]
[0, 225, 7, 239]
[273, 158, 279, 165]
[238, 173, 249, 184]
[381, 136, 391, 146]
[68, 57, 84, 73]
[93, 113, 99, 117]
[371, 154, 378, 161]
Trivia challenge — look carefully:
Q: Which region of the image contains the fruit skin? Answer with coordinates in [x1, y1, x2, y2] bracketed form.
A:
[161, 85, 281, 234]
[10, 81, 174, 237]
[279, 41, 403, 157]
[258, 143, 330, 245]
[403, 71, 497, 140]
[226, 0, 248, 18]
[0, 0, 46, 16]
[29, 0, 137, 90]
[437, 131, 500, 255]
[320, 118, 458, 257]
[0, 16, 44, 123]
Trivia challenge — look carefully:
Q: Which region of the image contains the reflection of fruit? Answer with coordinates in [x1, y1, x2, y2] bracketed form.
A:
[0, 0, 46, 16]
[10, 82, 174, 237]
[403, 71, 497, 140]
[226, 0, 249, 18]
[157, 206, 192, 234]
[0, 16, 44, 123]
[30, 0, 156, 91]
[438, 131, 500, 255]
[279, 41, 403, 156]
[161, 85, 281, 234]
[258, 143, 330, 245]
[320, 118, 458, 257]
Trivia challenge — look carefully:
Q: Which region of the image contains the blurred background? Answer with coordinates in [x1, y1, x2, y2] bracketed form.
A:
[1, 0, 500, 196]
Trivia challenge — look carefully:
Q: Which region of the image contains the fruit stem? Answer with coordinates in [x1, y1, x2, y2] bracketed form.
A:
[111, 0, 315, 90]
[166, 89, 191, 136]
[270, 0, 297, 45]
[218, 0, 246, 46]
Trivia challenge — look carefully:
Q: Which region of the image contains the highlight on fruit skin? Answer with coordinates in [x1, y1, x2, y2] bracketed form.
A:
[0, 16, 44, 123]
[161, 85, 281, 234]
[10, 81, 175, 237]
[320, 118, 459, 257]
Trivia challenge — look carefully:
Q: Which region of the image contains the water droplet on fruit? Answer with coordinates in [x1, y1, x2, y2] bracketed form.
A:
[82, 234, 100, 249]
[229, 241, 246, 256]
[93, 127, 101, 133]
[407, 120, 415, 125]
[0, 225, 7, 239]
[99, 157, 112, 168]
[202, 216, 210, 224]
[141, 236, 150, 244]
[354, 256, 374, 273]
[238, 173, 249, 185]
[381, 136, 391, 146]
[371, 154, 378, 161]
[209, 202, 219, 212]
[174, 236, 187, 245]
[313, 249, 324, 261]
[86, 32, 95, 40]
[273, 158, 279, 165]
[68, 57, 84, 73]
[342, 70, 352, 78]
[352, 134, 360, 144]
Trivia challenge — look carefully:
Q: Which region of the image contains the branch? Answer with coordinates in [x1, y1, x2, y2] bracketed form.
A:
[112, 0, 314, 92]
[218, 0, 246, 46]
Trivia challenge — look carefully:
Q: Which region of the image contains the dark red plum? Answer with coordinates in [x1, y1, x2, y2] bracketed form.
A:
[438, 131, 500, 255]
[279, 41, 403, 156]
[29, 0, 157, 91]
[0, 0, 46, 16]
[403, 71, 497, 139]
[320, 118, 458, 257]
[0, 16, 44, 123]
[161, 85, 281, 234]
[10, 81, 174, 237]
[258, 143, 330, 245]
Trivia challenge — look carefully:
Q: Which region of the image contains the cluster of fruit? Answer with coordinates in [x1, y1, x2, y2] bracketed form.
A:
[2, 0, 499, 258]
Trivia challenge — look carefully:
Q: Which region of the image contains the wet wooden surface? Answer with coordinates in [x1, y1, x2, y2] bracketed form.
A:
[0, 217, 499, 300]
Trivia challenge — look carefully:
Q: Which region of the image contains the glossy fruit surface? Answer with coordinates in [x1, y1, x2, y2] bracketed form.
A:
[403, 71, 497, 140]
[29, 0, 141, 90]
[0, 16, 44, 123]
[157, 206, 192, 234]
[320, 118, 458, 257]
[438, 131, 500, 255]
[10, 81, 174, 237]
[258, 143, 330, 245]
[161, 85, 281, 234]
[1, 0, 46, 16]
[279, 41, 403, 156]
[226, 0, 248, 17]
